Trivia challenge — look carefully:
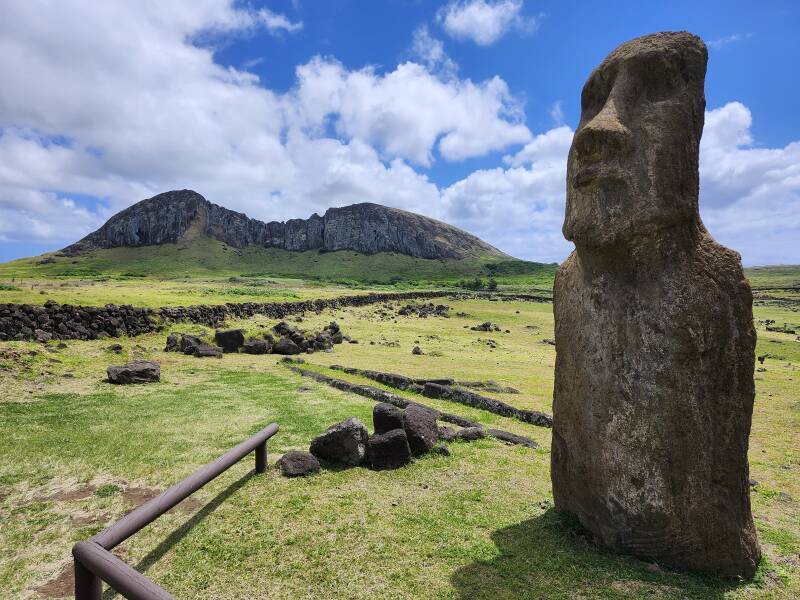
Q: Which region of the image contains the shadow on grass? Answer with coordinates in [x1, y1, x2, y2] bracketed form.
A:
[450, 509, 749, 600]
[103, 469, 255, 600]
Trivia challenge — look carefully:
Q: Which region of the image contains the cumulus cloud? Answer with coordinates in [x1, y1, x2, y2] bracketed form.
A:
[437, 0, 537, 46]
[699, 102, 800, 265]
[288, 57, 531, 166]
[409, 25, 458, 79]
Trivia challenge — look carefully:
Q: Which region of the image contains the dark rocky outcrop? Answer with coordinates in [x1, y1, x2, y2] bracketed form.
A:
[62, 190, 501, 259]
[309, 417, 368, 466]
[214, 329, 244, 353]
[242, 338, 271, 354]
[273, 337, 301, 355]
[277, 451, 321, 477]
[402, 404, 439, 455]
[365, 429, 412, 470]
[552, 32, 760, 578]
[373, 403, 405, 434]
[107, 360, 160, 384]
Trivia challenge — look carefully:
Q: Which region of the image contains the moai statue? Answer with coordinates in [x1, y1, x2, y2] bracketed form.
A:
[551, 32, 760, 578]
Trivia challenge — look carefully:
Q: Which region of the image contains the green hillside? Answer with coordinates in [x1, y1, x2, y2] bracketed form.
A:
[0, 235, 553, 285]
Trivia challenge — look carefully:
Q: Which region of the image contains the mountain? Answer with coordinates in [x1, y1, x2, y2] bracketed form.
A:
[62, 190, 503, 260]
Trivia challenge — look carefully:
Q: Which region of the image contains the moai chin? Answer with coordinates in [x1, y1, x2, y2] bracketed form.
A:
[551, 31, 760, 578]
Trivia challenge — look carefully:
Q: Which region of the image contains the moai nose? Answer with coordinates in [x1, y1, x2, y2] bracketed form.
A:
[574, 100, 633, 163]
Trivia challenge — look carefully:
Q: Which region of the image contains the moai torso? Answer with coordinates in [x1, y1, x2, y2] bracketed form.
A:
[550, 32, 760, 578]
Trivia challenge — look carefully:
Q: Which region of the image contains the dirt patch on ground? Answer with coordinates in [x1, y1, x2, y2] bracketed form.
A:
[46, 485, 96, 501]
[122, 486, 203, 514]
[33, 563, 73, 599]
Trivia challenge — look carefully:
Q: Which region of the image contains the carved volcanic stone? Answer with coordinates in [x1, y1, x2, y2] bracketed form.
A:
[551, 32, 760, 578]
[62, 190, 501, 259]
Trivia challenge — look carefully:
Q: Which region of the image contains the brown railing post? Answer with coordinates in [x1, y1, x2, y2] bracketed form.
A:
[255, 440, 267, 474]
[74, 556, 102, 600]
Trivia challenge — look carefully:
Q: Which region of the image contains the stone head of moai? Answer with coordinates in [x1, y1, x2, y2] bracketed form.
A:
[563, 32, 707, 252]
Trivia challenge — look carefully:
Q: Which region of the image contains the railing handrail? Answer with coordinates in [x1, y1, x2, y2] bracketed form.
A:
[73, 541, 173, 600]
[73, 422, 279, 599]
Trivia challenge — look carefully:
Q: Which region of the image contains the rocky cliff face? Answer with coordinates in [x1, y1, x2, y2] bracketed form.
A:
[63, 190, 502, 259]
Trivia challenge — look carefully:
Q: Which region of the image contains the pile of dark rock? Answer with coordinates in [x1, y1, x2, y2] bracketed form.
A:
[397, 303, 450, 318]
[277, 402, 449, 477]
[163, 321, 351, 358]
[164, 333, 223, 357]
[107, 360, 160, 384]
[470, 321, 501, 332]
[0, 301, 153, 342]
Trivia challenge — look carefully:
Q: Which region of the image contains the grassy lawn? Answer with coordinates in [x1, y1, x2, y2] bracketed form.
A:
[0, 291, 798, 598]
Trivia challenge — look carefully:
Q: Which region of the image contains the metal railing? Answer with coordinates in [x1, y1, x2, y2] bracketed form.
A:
[73, 422, 279, 599]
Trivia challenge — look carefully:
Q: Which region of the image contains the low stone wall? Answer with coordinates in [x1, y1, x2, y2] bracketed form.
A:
[0, 290, 552, 342]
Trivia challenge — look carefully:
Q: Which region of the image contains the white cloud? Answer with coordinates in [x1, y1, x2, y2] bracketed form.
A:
[437, 0, 537, 46]
[706, 32, 752, 50]
[410, 25, 458, 79]
[256, 7, 303, 34]
[287, 57, 531, 166]
[699, 102, 800, 265]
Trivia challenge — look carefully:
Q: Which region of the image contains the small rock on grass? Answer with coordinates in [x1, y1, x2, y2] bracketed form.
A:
[366, 429, 412, 470]
[310, 417, 368, 466]
[107, 360, 160, 384]
[278, 451, 321, 477]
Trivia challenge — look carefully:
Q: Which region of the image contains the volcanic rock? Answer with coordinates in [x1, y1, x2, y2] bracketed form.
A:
[402, 404, 438, 455]
[62, 190, 501, 259]
[278, 451, 321, 477]
[107, 360, 160, 384]
[273, 337, 302, 355]
[214, 329, 245, 353]
[373, 402, 404, 434]
[365, 429, 412, 470]
[309, 417, 368, 466]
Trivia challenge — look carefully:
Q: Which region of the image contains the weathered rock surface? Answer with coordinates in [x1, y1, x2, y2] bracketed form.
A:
[373, 403, 404, 434]
[402, 404, 438, 455]
[278, 451, 321, 477]
[365, 429, 412, 470]
[551, 31, 760, 578]
[242, 338, 271, 354]
[273, 337, 301, 355]
[107, 360, 160, 384]
[309, 417, 368, 466]
[214, 329, 244, 353]
[62, 190, 501, 259]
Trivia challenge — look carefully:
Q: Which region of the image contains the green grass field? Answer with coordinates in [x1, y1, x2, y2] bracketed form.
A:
[0, 288, 797, 599]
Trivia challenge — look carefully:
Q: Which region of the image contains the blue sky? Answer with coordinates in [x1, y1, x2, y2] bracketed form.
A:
[1, 0, 798, 265]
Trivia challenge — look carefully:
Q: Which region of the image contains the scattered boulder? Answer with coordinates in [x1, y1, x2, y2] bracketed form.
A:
[106, 343, 124, 353]
[164, 332, 181, 352]
[402, 404, 438, 455]
[454, 427, 486, 442]
[214, 329, 245, 353]
[412, 346, 423, 355]
[471, 321, 500, 332]
[278, 451, 321, 477]
[310, 417, 368, 466]
[373, 402, 404, 434]
[273, 337, 302, 355]
[432, 444, 451, 456]
[437, 425, 457, 442]
[242, 338, 271, 354]
[365, 429, 412, 470]
[107, 360, 160, 384]
[192, 344, 223, 358]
